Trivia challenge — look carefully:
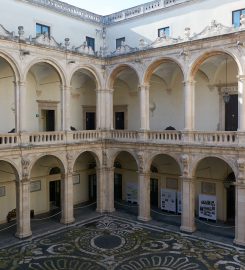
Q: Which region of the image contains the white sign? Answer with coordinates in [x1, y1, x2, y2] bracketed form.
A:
[126, 183, 138, 204]
[161, 189, 176, 212]
[199, 194, 217, 221]
[177, 192, 182, 214]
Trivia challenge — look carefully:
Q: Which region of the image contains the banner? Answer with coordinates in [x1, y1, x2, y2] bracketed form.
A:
[177, 191, 182, 214]
[199, 194, 217, 221]
[126, 183, 138, 203]
[161, 189, 176, 212]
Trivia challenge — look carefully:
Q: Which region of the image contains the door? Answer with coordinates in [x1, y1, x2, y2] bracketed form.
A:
[225, 94, 238, 131]
[89, 174, 97, 201]
[227, 184, 235, 223]
[86, 112, 96, 130]
[42, 110, 55, 131]
[49, 180, 61, 209]
[150, 178, 158, 207]
[115, 112, 124, 130]
[114, 173, 122, 201]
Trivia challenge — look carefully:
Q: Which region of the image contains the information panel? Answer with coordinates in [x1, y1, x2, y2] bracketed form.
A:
[161, 189, 176, 212]
[177, 191, 182, 214]
[199, 194, 217, 221]
[126, 183, 138, 204]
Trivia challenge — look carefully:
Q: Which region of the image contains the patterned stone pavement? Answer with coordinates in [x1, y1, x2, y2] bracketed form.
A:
[0, 215, 245, 270]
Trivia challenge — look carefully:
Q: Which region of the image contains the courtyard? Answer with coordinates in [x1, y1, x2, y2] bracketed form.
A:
[0, 207, 244, 270]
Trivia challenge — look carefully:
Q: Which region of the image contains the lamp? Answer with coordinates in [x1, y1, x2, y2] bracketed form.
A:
[223, 58, 230, 104]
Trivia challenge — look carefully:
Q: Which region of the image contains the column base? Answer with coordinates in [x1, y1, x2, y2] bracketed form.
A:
[234, 238, 245, 247]
[137, 215, 152, 222]
[60, 217, 75, 225]
[180, 225, 196, 233]
[96, 208, 115, 213]
[15, 230, 32, 239]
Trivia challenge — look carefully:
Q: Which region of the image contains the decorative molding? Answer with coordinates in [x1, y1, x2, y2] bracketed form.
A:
[34, 33, 61, 48]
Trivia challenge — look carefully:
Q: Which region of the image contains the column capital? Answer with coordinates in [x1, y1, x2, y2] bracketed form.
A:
[179, 176, 194, 183]
[17, 80, 26, 87]
[138, 84, 150, 91]
[96, 88, 114, 93]
[237, 74, 245, 82]
[182, 80, 196, 86]
[64, 85, 72, 91]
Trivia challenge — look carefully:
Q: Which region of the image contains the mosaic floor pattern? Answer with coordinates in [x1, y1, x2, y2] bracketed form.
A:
[0, 215, 245, 270]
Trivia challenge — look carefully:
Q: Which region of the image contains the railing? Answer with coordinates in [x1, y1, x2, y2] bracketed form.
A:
[28, 131, 65, 145]
[0, 130, 241, 148]
[147, 131, 182, 143]
[0, 134, 19, 146]
[192, 131, 237, 145]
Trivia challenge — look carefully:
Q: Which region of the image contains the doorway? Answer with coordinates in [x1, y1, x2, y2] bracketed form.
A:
[49, 180, 61, 209]
[42, 110, 55, 131]
[114, 173, 122, 201]
[225, 94, 238, 131]
[150, 178, 158, 207]
[226, 173, 235, 224]
[115, 112, 124, 130]
[89, 174, 97, 201]
[86, 112, 96, 130]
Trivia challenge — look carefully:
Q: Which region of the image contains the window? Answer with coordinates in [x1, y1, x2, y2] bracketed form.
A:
[158, 27, 170, 38]
[86, 36, 95, 51]
[232, 9, 245, 28]
[36, 23, 50, 37]
[116, 37, 125, 49]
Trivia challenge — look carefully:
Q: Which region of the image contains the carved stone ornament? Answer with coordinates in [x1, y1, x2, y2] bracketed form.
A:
[137, 151, 144, 173]
[150, 36, 179, 48]
[0, 24, 13, 38]
[111, 42, 137, 56]
[21, 157, 31, 179]
[237, 159, 245, 182]
[102, 150, 107, 166]
[76, 41, 95, 55]
[66, 153, 74, 174]
[34, 33, 61, 48]
[181, 154, 190, 177]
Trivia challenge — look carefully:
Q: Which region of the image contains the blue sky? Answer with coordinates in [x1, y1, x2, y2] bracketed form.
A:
[63, 0, 149, 15]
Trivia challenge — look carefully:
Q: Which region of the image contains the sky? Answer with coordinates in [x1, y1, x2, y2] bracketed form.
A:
[62, 0, 149, 15]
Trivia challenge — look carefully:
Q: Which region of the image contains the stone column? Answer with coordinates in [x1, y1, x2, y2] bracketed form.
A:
[96, 167, 105, 213]
[15, 179, 32, 238]
[180, 176, 196, 233]
[60, 84, 65, 131]
[138, 172, 151, 221]
[18, 81, 28, 132]
[234, 181, 245, 246]
[238, 75, 245, 131]
[183, 80, 195, 131]
[139, 84, 150, 130]
[105, 167, 115, 212]
[60, 173, 75, 224]
[96, 89, 114, 130]
[63, 85, 71, 131]
[13, 81, 20, 132]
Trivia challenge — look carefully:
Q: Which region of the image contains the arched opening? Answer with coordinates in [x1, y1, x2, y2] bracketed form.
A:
[70, 69, 98, 131]
[73, 152, 98, 216]
[111, 66, 140, 130]
[30, 155, 65, 225]
[0, 161, 18, 226]
[150, 154, 181, 225]
[113, 151, 138, 216]
[0, 57, 16, 133]
[192, 53, 238, 131]
[146, 60, 184, 131]
[194, 157, 235, 237]
[26, 62, 62, 132]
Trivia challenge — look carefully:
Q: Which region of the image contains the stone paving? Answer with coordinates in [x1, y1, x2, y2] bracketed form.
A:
[0, 214, 245, 270]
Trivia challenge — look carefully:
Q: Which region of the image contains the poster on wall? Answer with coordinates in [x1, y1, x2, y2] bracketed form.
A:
[177, 191, 182, 214]
[126, 183, 138, 204]
[199, 194, 217, 221]
[161, 189, 176, 212]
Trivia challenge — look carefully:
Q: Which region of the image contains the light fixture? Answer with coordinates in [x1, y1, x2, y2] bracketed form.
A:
[223, 58, 230, 104]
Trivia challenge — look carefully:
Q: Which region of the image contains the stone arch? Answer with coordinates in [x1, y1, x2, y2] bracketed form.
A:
[73, 150, 101, 171]
[146, 152, 182, 173]
[30, 154, 66, 177]
[188, 50, 242, 81]
[110, 149, 139, 169]
[0, 50, 21, 81]
[0, 158, 20, 181]
[143, 57, 184, 85]
[69, 65, 102, 90]
[192, 154, 236, 179]
[107, 64, 140, 90]
[24, 57, 66, 86]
